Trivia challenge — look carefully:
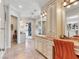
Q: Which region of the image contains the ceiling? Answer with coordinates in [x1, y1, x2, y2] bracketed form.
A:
[9, 0, 50, 17]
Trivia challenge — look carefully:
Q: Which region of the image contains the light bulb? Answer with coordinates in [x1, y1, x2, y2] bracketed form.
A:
[44, 12, 47, 15]
[73, 2, 78, 5]
[42, 14, 45, 17]
[67, 5, 71, 8]
[63, 2, 67, 6]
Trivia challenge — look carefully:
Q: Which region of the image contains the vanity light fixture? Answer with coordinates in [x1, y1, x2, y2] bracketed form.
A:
[73, 1, 78, 5]
[44, 12, 47, 15]
[42, 12, 44, 15]
[63, 0, 78, 7]
[63, 2, 67, 6]
[42, 14, 45, 17]
[67, 5, 71, 8]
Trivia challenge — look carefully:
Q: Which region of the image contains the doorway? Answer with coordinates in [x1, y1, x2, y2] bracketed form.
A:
[11, 15, 17, 47]
[26, 22, 32, 39]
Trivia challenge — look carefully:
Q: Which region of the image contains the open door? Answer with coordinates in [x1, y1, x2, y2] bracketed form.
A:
[11, 15, 17, 47]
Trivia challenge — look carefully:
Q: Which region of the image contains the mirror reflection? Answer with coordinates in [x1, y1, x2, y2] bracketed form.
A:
[35, 11, 47, 35]
[65, 1, 79, 37]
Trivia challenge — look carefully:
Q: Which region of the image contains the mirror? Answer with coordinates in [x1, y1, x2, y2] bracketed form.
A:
[36, 21, 42, 35]
[65, 1, 79, 37]
[36, 19, 47, 35]
[35, 12, 47, 35]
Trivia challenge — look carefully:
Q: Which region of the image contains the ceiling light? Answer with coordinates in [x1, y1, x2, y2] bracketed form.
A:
[67, 5, 71, 8]
[0, 0, 1, 3]
[19, 5, 22, 8]
[63, 2, 67, 6]
[73, 2, 78, 5]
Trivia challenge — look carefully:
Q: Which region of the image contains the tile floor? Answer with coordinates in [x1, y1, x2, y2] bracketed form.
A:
[3, 39, 45, 59]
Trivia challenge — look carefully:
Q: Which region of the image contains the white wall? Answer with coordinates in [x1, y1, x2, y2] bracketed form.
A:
[0, 0, 6, 58]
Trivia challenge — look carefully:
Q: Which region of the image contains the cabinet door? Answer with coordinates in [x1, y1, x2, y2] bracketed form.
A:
[38, 38, 43, 52]
[35, 37, 38, 49]
[47, 40, 53, 59]
[37, 38, 40, 51]
[40, 39, 44, 53]
[42, 39, 47, 56]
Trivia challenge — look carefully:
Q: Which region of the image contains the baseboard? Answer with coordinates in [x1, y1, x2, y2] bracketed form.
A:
[35, 49, 48, 59]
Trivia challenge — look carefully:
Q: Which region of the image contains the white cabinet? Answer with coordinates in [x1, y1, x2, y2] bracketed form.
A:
[35, 36, 53, 59]
[47, 40, 53, 59]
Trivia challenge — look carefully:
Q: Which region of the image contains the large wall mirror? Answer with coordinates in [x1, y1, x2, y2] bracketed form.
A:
[35, 12, 47, 35]
[65, 1, 79, 37]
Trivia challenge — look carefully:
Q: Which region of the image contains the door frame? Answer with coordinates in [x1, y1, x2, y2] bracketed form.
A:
[8, 15, 20, 48]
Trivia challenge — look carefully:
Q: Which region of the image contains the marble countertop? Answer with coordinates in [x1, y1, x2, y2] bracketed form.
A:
[35, 35, 59, 41]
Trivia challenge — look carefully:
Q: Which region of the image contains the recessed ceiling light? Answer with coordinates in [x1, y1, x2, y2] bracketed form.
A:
[67, 5, 71, 8]
[73, 2, 78, 5]
[19, 5, 22, 8]
[0, 0, 1, 3]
